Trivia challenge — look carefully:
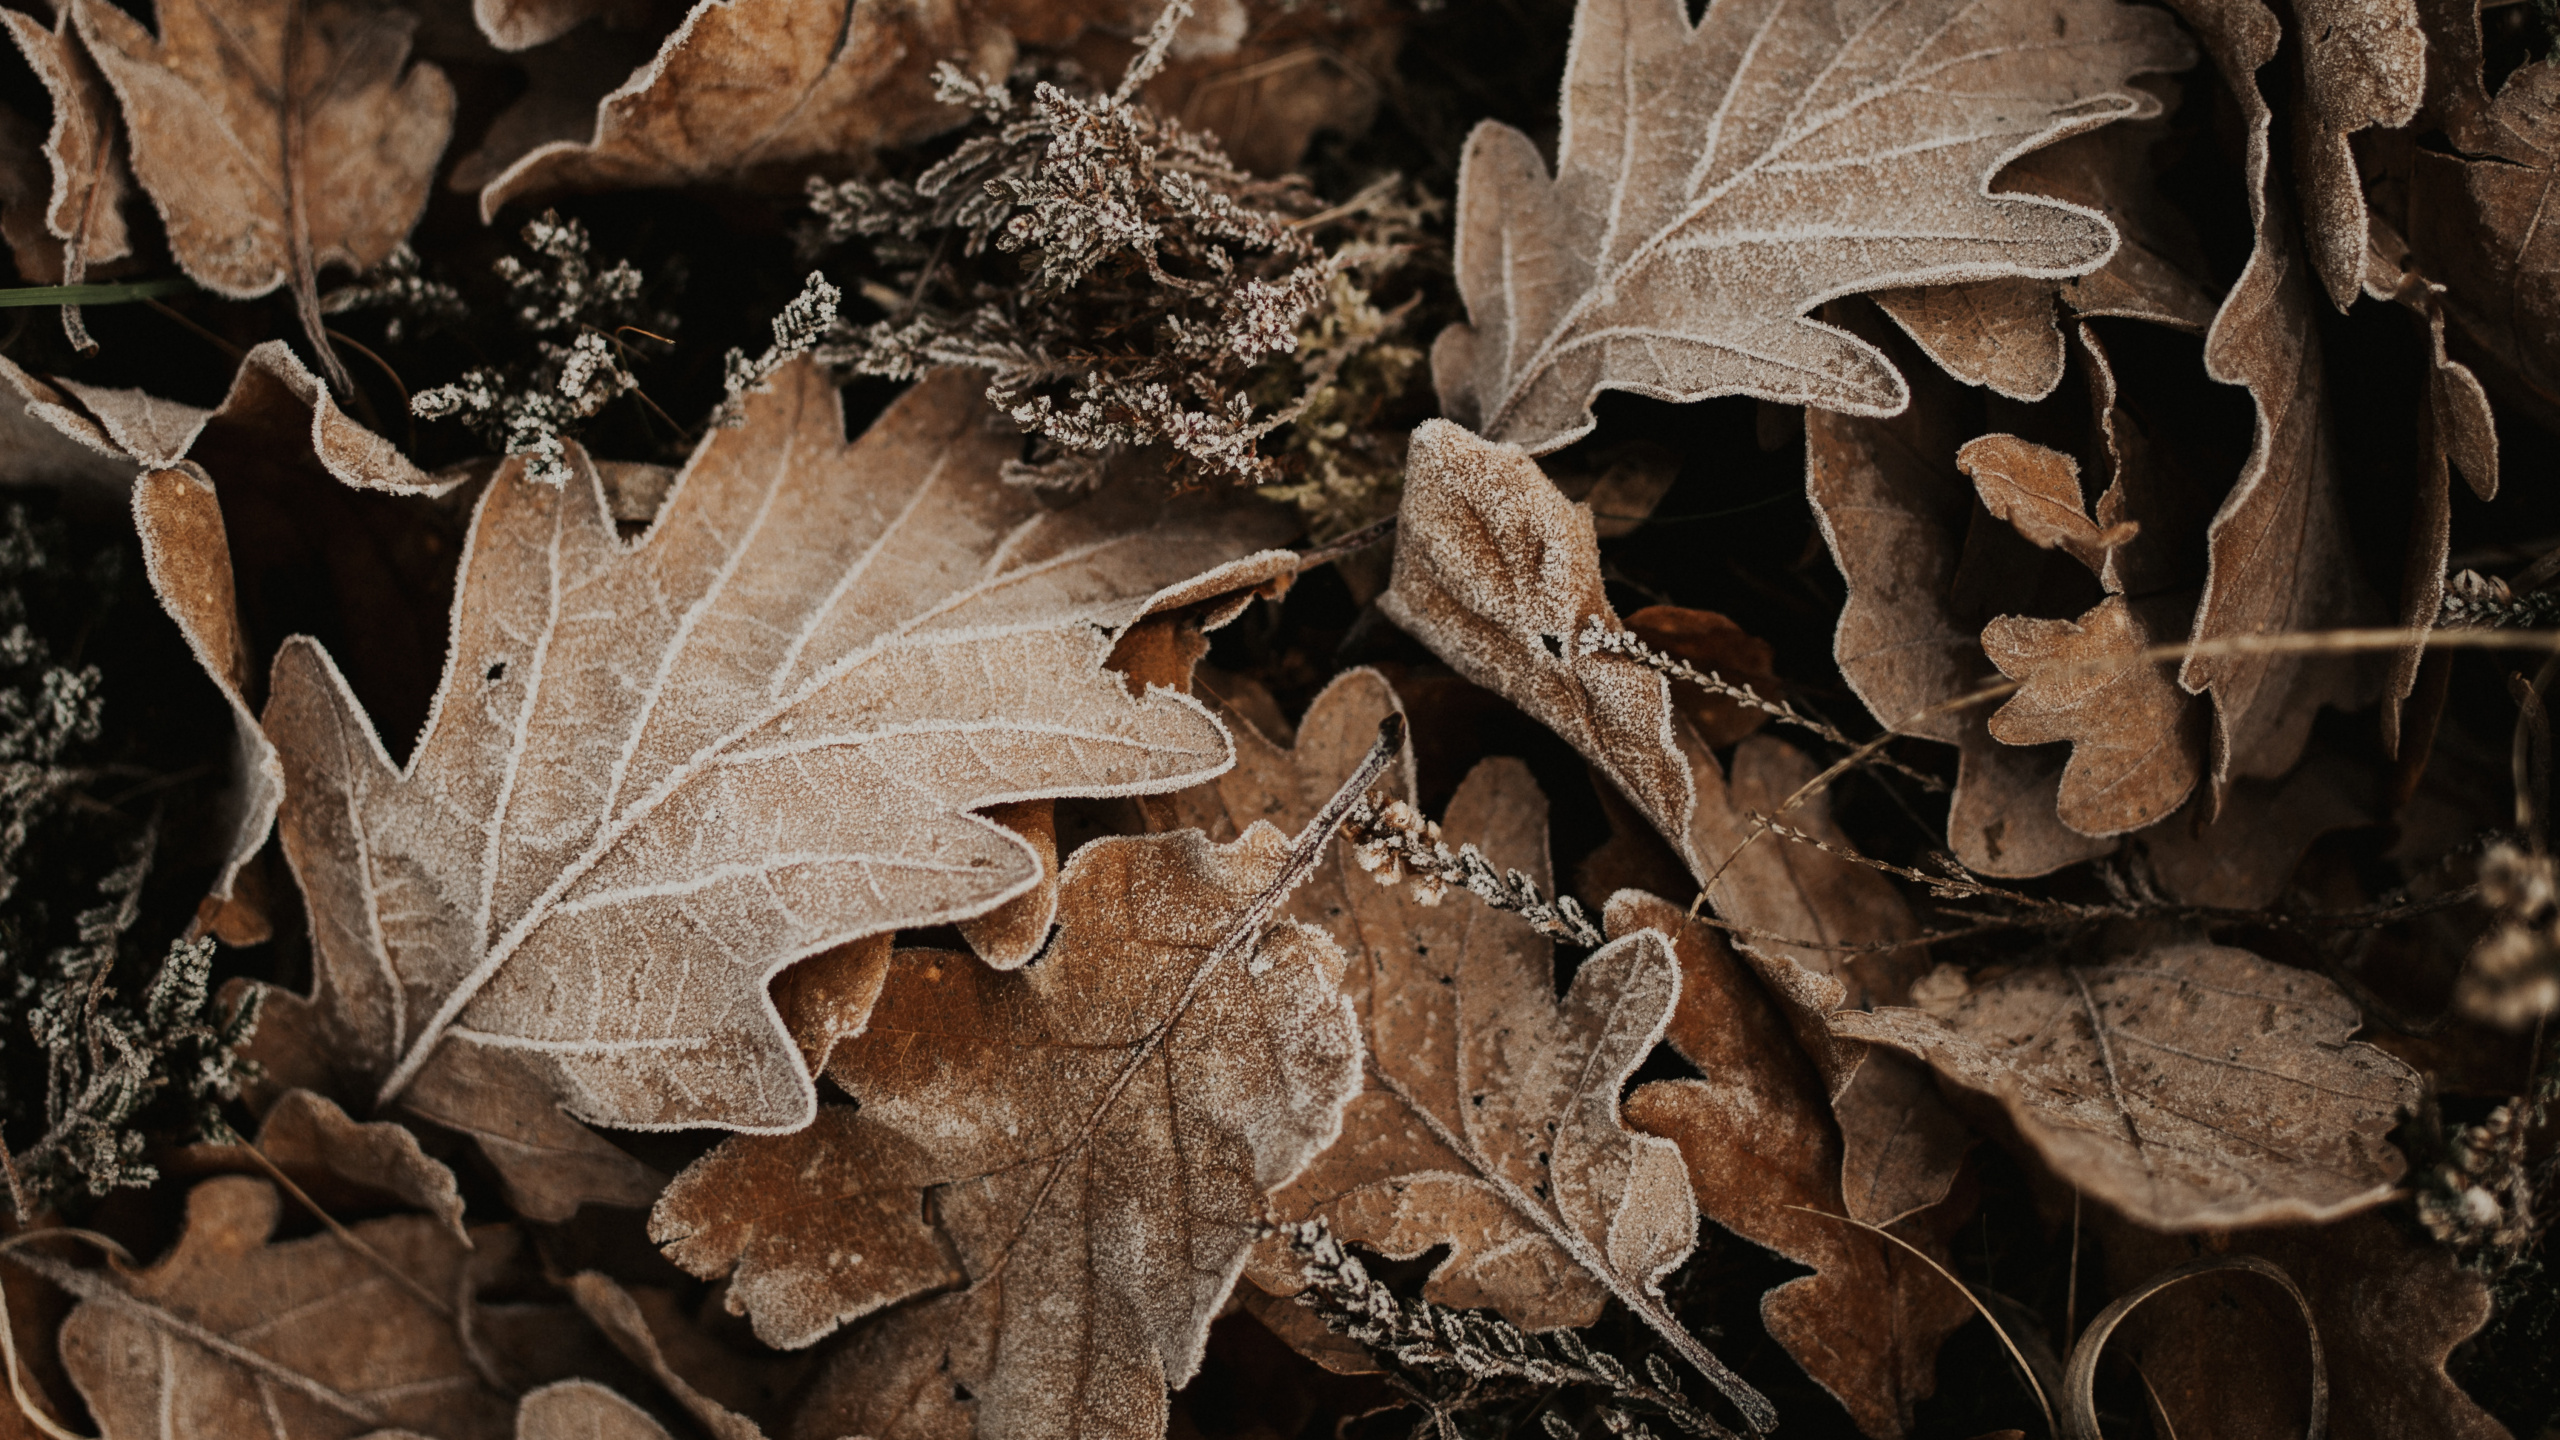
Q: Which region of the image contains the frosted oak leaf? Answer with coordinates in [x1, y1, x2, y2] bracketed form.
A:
[72, 0, 455, 393]
[649, 719, 1389, 1440]
[261, 362, 1298, 1139]
[1432, 0, 2194, 452]
[1160, 673, 1767, 1428]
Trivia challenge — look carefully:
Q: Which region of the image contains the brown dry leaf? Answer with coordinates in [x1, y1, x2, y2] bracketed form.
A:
[1617, 892, 1971, 1440]
[473, 0, 651, 51]
[2163, 0, 2379, 792]
[1868, 280, 2068, 403]
[1380, 420, 1695, 867]
[1802, 331, 2115, 880]
[72, 0, 454, 391]
[3, 340, 449, 944]
[255, 1087, 468, 1241]
[476, 0, 1162, 218]
[2136, 748, 2373, 909]
[518, 1381, 679, 1440]
[790, 1287, 990, 1440]
[1379, 429, 1963, 1228]
[2286, 0, 2424, 311]
[2409, 59, 2560, 414]
[55, 1174, 512, 1438]
[2094, 1210, 2507, 1440]
[1869, 102, 2218, 398]
[1981, 594, 2204, 837]
[1623, 604, 1781, 748]
[567, 1272, 767, 1440]
[1090, 0, 1404, 177]
[1955, 436, 2137, 574]
[256, 361, 1291, 1158]
[1832, 938, 2421, 1230]
[2359, 219, 2501, 754]
[1158, 676, 1720, 1394]
[1428, 0, 2191, 453]
[0, 2, 132, 348]
[651, 813, 1365, 1440]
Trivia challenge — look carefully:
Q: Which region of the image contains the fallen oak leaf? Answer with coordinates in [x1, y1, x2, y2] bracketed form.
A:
[1830, 938, 2421, 1230]
[1621, 605, 1783, 748]
[43, 1174, 511, 1439]
[2, 338, 451, 944]
[2286, 0, 2424, 312]
[1617, 891, 1972, 1440]
[250, 1087, 468, 1243]
[1380, 420, 1963, 1229]
[1980, 594, 2204, 838]
[2358, 219, 2500, 755]
[1380, 420, 1694, 870]
[567, 1272, 769, 1440]
[1430, 0, 2193, 452]
[259, 360, 1289, 1147]
[650, 719, 1389, 1440]
[71, 0, 455, 393]
[1159, 673, 1759, 1420]
[2162, 0, 2380, 792]
[476, 0, 1184, 218]
[518, 1381, 680, 1440]
[1800, 317, 2114, 879]
[1955, 436, 2138, 575]
[1868, 280, 2068, 404]
[2408, 59, 2560, 417]
[1870, 99, 2218, 400]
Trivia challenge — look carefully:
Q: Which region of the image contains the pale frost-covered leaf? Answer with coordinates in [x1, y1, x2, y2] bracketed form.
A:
[71, 0, 454, 390]
[1380, 422, 1964, 1231]
[651, 810, 1366, 1440]
[0, 2, 132, 349]
[1156, 672, 1755, 1418]
[259, 362, 1296, 1152]
[1431, 0, 2192, 452]
[1832, 939, 2421, 1230]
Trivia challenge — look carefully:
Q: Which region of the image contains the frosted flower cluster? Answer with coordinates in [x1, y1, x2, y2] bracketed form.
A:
[411, 211, 673, 485]
[806, 0, 1406, 490]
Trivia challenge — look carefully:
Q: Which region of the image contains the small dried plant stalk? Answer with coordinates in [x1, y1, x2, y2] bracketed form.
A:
[1577, 617, 1945, 793]
[1341, 795, 1603, 945]
[2441, 570, 2560, 630]
[1281, 1219, 1734, 1439]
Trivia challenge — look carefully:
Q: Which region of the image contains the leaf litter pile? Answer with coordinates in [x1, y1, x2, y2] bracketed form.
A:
[4, 0, 2560, 1433]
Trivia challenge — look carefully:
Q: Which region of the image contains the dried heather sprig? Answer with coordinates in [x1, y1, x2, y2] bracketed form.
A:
[1281, 1219, 1734, 1440]
[806, 0, 1427, 491]
[713, 272, 843, 427]
[14, 826, 261, 1211]
[1340, 794, 1603, 945]
[412, 210, 676, 485]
